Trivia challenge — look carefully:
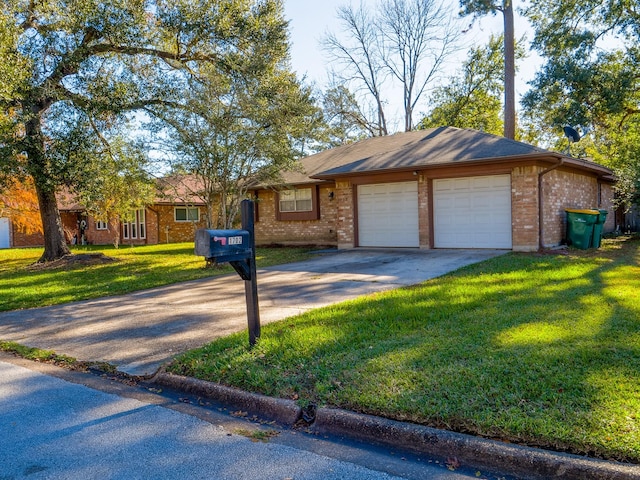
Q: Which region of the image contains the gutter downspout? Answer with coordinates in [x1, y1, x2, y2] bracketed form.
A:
[538, 159, 564, 251]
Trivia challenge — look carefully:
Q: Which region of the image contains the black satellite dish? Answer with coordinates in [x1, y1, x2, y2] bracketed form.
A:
[563, 126, 580, 143]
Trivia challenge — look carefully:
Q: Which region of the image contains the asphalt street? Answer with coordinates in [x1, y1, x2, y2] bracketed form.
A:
[0, 357, 495, 480]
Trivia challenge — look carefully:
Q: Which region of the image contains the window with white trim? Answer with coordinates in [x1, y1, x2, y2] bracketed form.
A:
[96, 220, 108, 230]
[122, 209, 146, 240]
[175, 207, 199, 222]
[279, 188, 312, 212]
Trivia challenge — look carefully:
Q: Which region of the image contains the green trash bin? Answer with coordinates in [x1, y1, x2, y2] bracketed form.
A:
[565, 209, 599, 249]
[591, 209, 609, 248]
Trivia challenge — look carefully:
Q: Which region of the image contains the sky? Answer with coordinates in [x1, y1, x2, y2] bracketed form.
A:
[283, 0, 541, 131]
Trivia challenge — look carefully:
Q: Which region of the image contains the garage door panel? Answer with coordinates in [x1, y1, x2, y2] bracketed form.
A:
[434, 175, 512, 249]
[358, 182, 418, 247]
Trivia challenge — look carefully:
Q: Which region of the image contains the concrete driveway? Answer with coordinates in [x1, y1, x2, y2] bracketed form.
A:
[0, 249, 506, 376]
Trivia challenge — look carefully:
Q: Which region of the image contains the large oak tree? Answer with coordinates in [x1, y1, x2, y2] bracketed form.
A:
[0, 0, 287, 261]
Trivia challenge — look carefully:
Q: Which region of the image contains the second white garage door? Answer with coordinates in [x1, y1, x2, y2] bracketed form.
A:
[358, 182, 419, 247]
[433, 175, 512, 248]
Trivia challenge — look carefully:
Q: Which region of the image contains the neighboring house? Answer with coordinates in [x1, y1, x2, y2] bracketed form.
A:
[5, 175, 208, 248]
[252, 127, 616, 251]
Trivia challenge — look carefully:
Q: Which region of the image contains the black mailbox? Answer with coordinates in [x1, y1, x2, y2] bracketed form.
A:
[195, 229, 252, 263]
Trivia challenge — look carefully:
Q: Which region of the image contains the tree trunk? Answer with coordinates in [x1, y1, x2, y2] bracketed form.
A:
[25, 109, 71, 262]
[34, 183, 71, 262]
[503, 0, 516, 139]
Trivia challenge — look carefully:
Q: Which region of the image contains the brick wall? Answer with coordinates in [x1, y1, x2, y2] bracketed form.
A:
[155, 205, 207, 244]
[541, 169, 611, 247]
[254, 186, 338, 246]
[335, 181, 354, 248]
[511, 165, 540, 252]
[11, 223, 44, 247]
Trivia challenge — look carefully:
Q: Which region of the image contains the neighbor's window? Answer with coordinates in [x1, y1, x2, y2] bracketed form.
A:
[122, 209, 146, 240]
[175, 206, 200, 222]
[95, 220, 108, 230]
[279, 188, 312, 212]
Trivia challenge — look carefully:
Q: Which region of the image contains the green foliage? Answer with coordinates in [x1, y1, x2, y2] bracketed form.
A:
[0, 0, 296, 261]
[523, 0, 640, 209]
[76, 136, 155, 246]
[170, 237, 640, 462]
[459, 0, 517, 139]
[0, 340, 77, 366]
[143, 1, 321, 229]
[320, 85, 371, 146]
[150, 49, 322, 228]
[418, 35, 508, 134]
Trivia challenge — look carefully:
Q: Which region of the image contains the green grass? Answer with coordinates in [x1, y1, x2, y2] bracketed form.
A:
[0, 243, 314, 311]
[168, 236, 640, 463]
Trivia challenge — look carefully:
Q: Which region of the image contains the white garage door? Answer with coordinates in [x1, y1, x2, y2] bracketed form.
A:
[358, 182, 419, 247]
[434, 175, 512, 248]
[0, 218, 10, 249]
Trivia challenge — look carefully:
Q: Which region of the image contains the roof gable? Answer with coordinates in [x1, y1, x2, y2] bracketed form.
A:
[311, 127, 550, 178]
[278, 126, 611, 181]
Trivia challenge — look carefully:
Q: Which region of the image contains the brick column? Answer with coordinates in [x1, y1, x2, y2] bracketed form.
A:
[417, 174, 431, 249]
[335, 180, 355, 249]
[511, 166, 540, 252]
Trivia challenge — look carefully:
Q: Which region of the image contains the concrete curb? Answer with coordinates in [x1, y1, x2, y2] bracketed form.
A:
[313, 408, 640, 480]
[153, 373, 640, 480]
[154, 372, 302, 426]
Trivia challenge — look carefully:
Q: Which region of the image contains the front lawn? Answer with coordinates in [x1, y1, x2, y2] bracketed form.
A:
[0, 244, 314, 311]
[169, 236, 640, 463]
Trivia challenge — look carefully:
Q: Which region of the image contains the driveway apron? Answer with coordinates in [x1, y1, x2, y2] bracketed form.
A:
[0, 249, 506, 376]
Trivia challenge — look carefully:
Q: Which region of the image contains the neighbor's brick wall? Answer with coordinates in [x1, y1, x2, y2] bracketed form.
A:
[511, 165, 540, 252]
[86, 216, 113, 245]
[11, 223, 44, 247]
[155, 204, 207, 244]
[145, 208, 160, 245]
[254, 187, 338, 246]
[541, 169, 610, 247]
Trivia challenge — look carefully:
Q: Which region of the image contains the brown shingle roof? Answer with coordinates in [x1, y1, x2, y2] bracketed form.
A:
[154, 174, 207, 205]
[281, 127, 614, 181]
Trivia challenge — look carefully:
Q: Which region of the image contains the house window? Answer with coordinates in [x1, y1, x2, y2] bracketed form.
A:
[95, 220, 108, 230]
[175, 207, 200, 222]
[122, 209, 146, 240]
[279, 188, 312, 213]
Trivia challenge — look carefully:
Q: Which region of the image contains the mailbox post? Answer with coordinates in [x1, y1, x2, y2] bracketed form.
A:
[194, 199, 260, 347]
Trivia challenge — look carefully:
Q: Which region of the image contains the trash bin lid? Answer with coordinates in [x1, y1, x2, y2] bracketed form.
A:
[565, 208, 600, 214]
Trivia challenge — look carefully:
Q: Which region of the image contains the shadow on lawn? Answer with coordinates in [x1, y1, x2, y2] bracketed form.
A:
[187, 237, 640, 462]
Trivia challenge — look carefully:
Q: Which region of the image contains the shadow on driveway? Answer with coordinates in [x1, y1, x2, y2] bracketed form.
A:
[0, 249, 506, 376]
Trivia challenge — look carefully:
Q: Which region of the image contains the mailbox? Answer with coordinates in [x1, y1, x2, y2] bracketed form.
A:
[195, 229, 252, 263]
